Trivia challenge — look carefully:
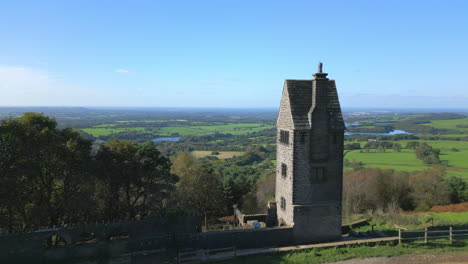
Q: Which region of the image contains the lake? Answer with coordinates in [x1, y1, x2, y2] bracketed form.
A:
[345, 130, 412, 136]
[152, 137, 181, 142]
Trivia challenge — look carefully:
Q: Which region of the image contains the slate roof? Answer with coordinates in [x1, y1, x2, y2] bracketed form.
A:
[284, 79, 345, 130]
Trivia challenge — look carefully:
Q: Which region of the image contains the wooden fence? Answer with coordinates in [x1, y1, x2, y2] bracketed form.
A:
[399, 227, 468, 244]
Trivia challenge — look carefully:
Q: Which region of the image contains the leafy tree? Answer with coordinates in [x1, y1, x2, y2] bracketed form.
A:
[95, 140, 176, 220]
[171, 153, 225, 217]
[446, 176, 467, 203]
[0, 113, 93, 230]
[409, 167, 450, 211]
[406, 141, 420, 149]
[392, 143, 402, 152]
[344, 143, 361, 150]
[414, 143, 441, 165]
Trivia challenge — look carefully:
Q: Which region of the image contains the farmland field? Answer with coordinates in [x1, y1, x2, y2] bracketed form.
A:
[81, 127, 148, 136]
[192, 151, 245, 159]
[80, 123, 274, 137]
[157, 123, 273, 136]
[345, 148, 468, 180]
[422, 118, 468, 130]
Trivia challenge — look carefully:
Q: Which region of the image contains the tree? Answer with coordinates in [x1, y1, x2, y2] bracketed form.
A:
[343, 168, 412, 215]
[406, 141, 420, 149]
[446, 176, 467, 203]
[414, 143, 441, 165]
[171, 153, 225, 217]
[410, 167, 450, 211]
[392, 143, 402, 152]
[95, 140, 177, 220]
[0, 113, 93, 230]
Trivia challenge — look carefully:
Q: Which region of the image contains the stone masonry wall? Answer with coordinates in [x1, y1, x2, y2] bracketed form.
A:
[276, 82, 295, 226]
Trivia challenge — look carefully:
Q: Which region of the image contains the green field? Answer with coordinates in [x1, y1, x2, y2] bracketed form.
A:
[157, 123, 273, 136]
[431, 212, 468, 225]
[81, 123, 274, 137]
[346, 150, 423, 166]
[345, 147, 468, 180]
[192, 151, 245, 159]
[81, 127, 148, 136]
[423, 118, 468, 130]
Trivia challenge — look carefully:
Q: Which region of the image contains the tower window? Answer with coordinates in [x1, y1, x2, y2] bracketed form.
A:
[280, 197, 286, 211]
[312, 167, 327, 183]
[281, 163, 287, 177]
[280, 130, 289, 144]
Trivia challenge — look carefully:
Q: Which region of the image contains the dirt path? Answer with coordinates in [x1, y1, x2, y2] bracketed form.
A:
[326, 252, 468, 264]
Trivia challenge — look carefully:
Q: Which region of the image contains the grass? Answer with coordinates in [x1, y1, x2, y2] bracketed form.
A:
[192, 151, 245, 159]
[441, 150, 468, 169]
[344, 146, 468, 180]
[80, 123, 274, 137]
[422, 118, 468, 130]
[346, 150, 424, 166]
[215, 242, 467, 264]
[400, 140, 468, 150]
[157, 123, 274, 136]
[348, 212, 468, 233]
[93, 124, 118, 127]
[81, 127, 148, 136]
[429, 212, 468, 225]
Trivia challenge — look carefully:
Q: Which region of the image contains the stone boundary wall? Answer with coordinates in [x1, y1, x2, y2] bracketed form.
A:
[0, 217, 200, 263]
[201, 226, 293, 249]
[0, 217, 294, 263]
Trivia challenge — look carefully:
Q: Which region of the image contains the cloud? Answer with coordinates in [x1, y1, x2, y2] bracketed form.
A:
[115, 69, 130, 74]
[0, 65, 96, 106]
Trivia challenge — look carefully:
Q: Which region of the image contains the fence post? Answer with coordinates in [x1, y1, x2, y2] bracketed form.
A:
[398, 229, 401, 244]
[424, 228, 427, 244]
[449, 226, 453, 244]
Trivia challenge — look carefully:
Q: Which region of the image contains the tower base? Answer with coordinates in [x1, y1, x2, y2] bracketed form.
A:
[292, 202, 342, 244]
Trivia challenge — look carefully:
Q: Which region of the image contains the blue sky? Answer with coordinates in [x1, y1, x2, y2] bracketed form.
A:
[1, 0, 467, 108]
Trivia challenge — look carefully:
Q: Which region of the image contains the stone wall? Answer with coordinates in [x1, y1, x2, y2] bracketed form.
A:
[292, 202, 342, 244]
[276, 82, 295, 226]
[0, 218, 294, 263]
[0, 217, 200, 263]
[200, 226, 294, 249]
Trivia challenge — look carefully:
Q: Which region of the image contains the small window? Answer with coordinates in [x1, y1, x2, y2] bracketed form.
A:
[280, 130, 289, 144]
[312, 167, 326, 183]
[280, 197, 286, 211]
[281, 163, 287, 177]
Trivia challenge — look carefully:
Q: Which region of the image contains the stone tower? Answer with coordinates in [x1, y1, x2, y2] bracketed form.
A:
[275, 63, 345, 243]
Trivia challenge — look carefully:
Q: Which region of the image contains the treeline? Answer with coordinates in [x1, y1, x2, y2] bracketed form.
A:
[346, 125, 393, 133]
[345, 133, 468, 143]
[343, 167, 468, 215]
[171, 146, 275, 218]
[0, 113, 273, 232]
[155, 129, 276, 156]
[0, 113, 179, 232]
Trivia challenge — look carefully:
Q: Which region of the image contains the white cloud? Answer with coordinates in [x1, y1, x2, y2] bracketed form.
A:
[0, 65, 96, 106]
[115, 69, 130, 74]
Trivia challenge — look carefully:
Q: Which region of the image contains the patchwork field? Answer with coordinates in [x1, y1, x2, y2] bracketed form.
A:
[423, 118, 468, 130]
[80, 123, 274, 137]
[345, 147, 468, 180]
[192, 151, 245, 159]
[157, 123, 273, 136]
[81, 127, 148, 136]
